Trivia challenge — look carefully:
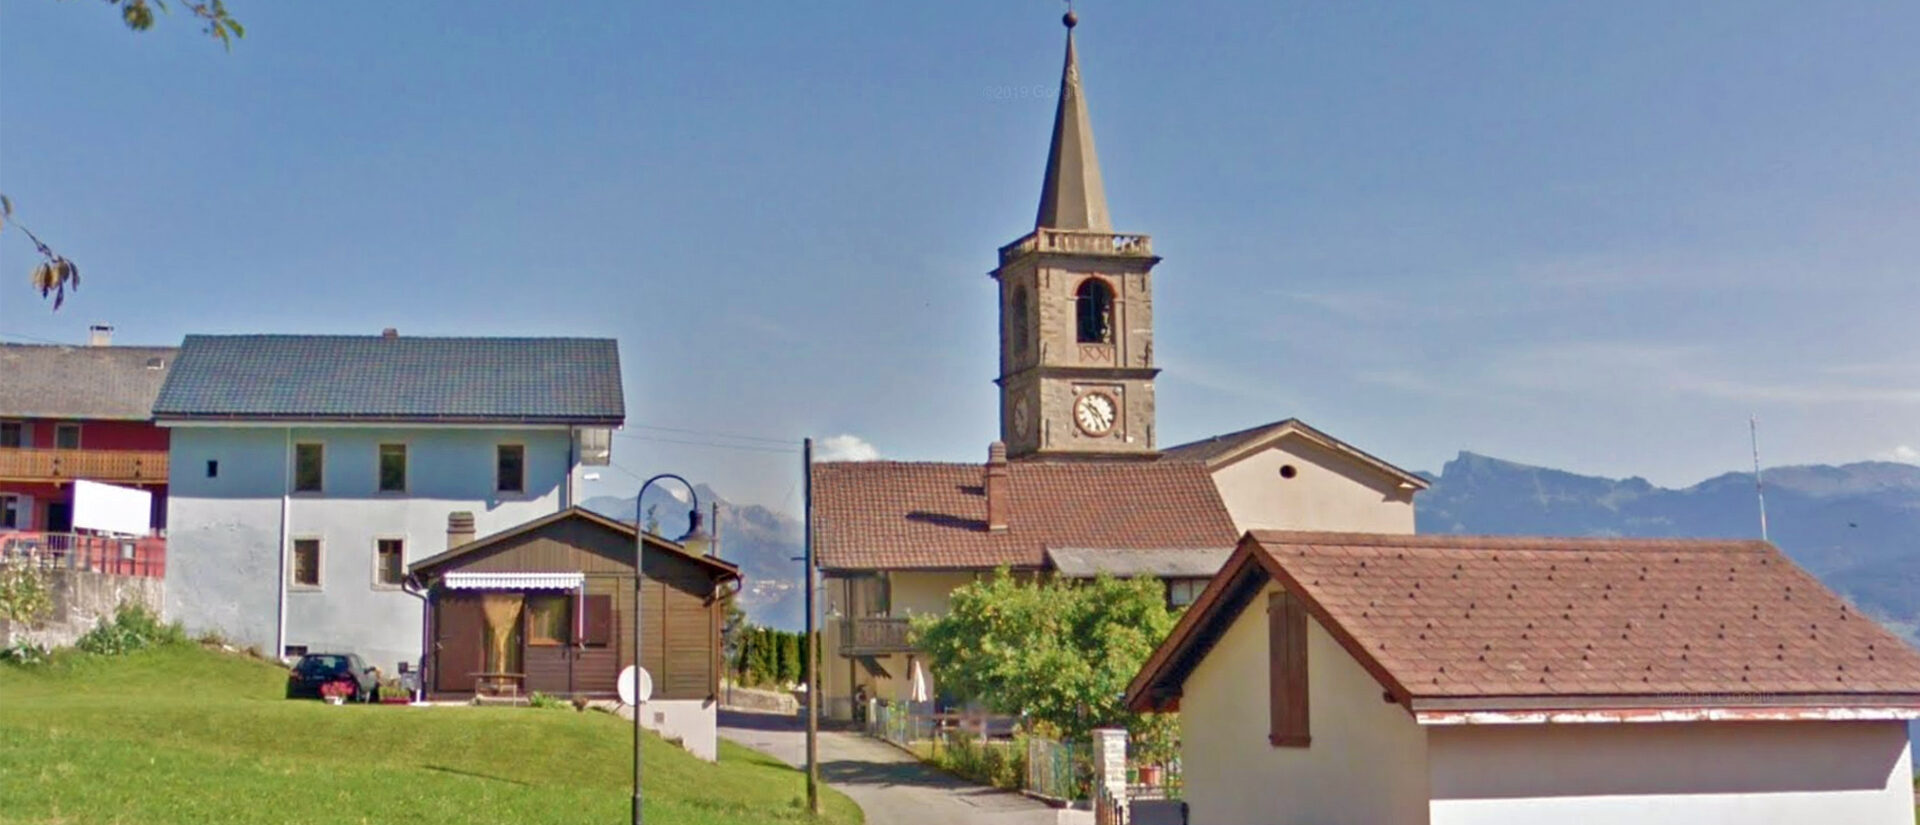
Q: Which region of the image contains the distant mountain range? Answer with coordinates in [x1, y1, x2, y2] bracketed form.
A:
[1418, 452, 1920, 641]
[587, 454, 1920, 641]
[582, 485, 806, 629]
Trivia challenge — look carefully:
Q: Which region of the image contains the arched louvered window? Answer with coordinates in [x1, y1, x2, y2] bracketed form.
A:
[1075, 279, 1114, 344]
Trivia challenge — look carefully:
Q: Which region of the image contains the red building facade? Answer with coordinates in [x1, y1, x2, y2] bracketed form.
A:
[0, 339, 175, 533]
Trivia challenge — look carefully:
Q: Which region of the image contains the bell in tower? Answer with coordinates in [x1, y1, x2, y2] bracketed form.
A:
[992, 9, 1162, 460]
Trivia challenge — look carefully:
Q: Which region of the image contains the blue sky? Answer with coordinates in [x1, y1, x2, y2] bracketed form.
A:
[5, 1, 1920, 509]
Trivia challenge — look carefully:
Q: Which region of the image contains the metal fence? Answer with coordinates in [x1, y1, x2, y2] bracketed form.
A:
[866, 700, 935, 748]
[1024, 735, 1090, 803]
[0, 532, 166, 578]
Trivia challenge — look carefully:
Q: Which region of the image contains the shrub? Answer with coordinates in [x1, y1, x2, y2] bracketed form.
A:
[74, 603, 187, 656]
[932, 732, 1025, 791]
[0, 561, 52, 625]
[1, 641, 53, 667]
[528, 691, 570, 710]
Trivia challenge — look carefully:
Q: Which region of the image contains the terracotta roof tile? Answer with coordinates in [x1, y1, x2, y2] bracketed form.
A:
[811, 460, 1238, 571]
[1246, 531, 1920, 702]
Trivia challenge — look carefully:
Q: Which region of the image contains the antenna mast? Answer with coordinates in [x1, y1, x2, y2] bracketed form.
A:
[1750, 415, 1769, 542]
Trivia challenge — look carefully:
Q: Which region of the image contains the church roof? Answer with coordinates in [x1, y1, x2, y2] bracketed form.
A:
[1035, 14, 1111, 231]
[1162, 418, 1429, 489]
[1127, 531, 1920, 719]
[811, 459, 1237, 572]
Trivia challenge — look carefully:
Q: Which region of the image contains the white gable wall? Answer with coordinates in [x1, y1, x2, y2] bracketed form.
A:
[166, 425, 574, 670]
[1427, 719, 1914, 825]
[1208, 436, 1415, 535]
[1180, 582, 1431, 825]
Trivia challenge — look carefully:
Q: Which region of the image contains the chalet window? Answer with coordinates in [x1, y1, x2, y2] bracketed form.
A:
[1167, 578, 1207, 609]
[1268, 589, 1310, 747]
[582, 594, 613, 646]
[525, 594, 570, 645]
[292, 539, 321, 588]
[374, 539, 405, 587]
[0, 422, 22, 448]
[1075, 278, 1114, 344]
[378, 444, 407, 493]
[54, 423, 80, 450]
[0, 495, 20, 529]
[293, 443, 324, 493]
[496, 444, 525, 494]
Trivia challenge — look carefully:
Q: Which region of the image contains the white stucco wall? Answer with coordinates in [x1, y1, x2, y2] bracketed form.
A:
[1208, 436, 1415, 535]
[637, 698, 720, 762]
[1179, 583, 1431, 825]
[165, 425, 575, 670]
[1427, 720, 1915, 825]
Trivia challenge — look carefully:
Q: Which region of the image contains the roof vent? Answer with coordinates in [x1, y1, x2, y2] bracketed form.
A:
[985, 441, 1010, 532]
[144, 357, 166, 370]
[381, 328, 399, 339]
[447, 511, 476, 551]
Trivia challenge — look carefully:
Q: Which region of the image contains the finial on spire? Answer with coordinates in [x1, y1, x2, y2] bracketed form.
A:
[1035, 5, 1110, 231]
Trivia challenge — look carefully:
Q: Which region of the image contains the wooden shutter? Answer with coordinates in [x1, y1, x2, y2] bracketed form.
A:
[583, 594, 614, 647]
[1268, 589, 1310, 747]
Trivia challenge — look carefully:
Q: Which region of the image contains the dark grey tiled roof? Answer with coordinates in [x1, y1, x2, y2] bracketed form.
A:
[153, 335, 623, 423]
[0, 344, 177, 420]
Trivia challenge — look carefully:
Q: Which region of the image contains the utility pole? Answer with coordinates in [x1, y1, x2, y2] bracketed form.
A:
[803, 437, 821, 815]
[1751, 416, 1770, 543]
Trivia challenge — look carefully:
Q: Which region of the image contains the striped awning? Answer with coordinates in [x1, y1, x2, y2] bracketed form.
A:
[443, 572, 584, 590]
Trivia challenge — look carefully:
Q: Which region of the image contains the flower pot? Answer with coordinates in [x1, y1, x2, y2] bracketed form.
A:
[1138, 764, 1162, 788]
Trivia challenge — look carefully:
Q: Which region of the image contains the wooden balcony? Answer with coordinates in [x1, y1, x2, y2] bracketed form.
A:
[838, 617, 916, 657]
[0, 448, 169, 484]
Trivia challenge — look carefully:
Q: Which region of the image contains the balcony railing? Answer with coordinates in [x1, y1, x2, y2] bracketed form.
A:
[998, 228, 1155, 266]
[0, 532, 166, 579]
[839, 617, 916, 656]
[0, 448, 168, 484]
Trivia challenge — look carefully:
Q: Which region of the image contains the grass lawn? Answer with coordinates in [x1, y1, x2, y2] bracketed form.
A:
[0, 644, 862, 825]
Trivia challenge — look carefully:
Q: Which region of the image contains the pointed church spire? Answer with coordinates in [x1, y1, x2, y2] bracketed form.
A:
[1035, 9, 1111, 232]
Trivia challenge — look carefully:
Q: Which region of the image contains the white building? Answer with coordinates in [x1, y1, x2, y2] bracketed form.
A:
[1126, 531, 1920, 825]
[156, 333, 622, 669]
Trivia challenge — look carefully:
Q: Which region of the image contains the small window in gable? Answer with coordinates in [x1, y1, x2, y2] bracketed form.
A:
[1074, 278, 1114, 344]
[1268, 589, 1310, 747]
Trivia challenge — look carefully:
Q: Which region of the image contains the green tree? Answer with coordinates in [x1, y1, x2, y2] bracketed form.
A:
[914, 570, 1180, 752]
[7, 2, 243, 309]
[777, 632, 801, 686]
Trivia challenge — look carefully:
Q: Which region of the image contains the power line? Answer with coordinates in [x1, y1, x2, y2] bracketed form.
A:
[616, 433, 799, 455]
[618, 423, 796, 446]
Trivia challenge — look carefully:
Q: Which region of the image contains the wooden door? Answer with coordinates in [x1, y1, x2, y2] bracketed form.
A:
[434, 594, 485, 694]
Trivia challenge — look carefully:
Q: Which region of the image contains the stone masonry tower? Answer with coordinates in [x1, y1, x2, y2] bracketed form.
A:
[993, 11, 1161, 460]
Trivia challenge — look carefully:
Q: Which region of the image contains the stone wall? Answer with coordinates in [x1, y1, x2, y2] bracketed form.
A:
[0, 567, 165, 649]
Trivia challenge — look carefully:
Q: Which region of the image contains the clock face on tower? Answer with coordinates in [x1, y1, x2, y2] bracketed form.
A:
[1073, 392, 1118, 436]
[1012, 397, 1033, 438]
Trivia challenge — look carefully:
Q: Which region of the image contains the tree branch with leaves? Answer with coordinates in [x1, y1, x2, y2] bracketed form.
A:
[3, 1, 242, 310]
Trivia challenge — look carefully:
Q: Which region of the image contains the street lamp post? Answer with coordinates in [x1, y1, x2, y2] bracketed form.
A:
[632, 474, 705, 825]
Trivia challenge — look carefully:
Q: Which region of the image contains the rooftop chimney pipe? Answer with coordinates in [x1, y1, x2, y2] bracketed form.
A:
[985, 442, 1011, 532]
[382, 328, 399, 339]
[447, 511, 476, 551]
[88, 324, 113, 347]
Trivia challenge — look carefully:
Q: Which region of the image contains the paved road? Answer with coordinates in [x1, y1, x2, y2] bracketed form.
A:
[719, 710, 1083, 825]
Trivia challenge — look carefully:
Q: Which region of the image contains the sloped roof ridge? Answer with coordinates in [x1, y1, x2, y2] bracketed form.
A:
[1250, 530, 1771, 552]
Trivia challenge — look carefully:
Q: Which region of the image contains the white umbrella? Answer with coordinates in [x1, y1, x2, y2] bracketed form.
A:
[909, 658, 932, 704]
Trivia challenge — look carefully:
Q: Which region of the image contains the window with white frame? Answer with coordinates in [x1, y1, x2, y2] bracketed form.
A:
[291, 538, 321, 588]
[1167, 578, 1208, 609]
[54, 423, 80, 449]
[374, 538, 405, 587]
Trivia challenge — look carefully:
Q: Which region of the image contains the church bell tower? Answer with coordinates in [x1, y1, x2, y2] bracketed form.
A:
[993, 10, 1161, 460]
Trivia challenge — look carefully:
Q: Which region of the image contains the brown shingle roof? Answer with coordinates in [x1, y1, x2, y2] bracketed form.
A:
[1129, 531, 1920, 714]
[811, 460, 1238, 571]
[0, 344, 176, 420]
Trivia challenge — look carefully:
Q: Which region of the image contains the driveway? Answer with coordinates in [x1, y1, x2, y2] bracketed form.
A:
[719, 710, 1082, 825]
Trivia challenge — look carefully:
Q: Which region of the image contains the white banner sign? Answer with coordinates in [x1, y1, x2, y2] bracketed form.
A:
[72, 480, 153, 536]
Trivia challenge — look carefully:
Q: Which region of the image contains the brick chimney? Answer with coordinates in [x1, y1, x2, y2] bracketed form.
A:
[381, 328, 399, 339]
[88, 324, 113, 346]
[985, 441, 1010, 532]
[446, 511, 475, 550]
